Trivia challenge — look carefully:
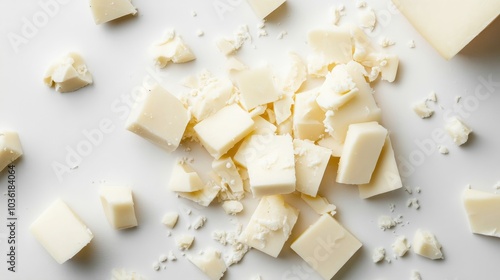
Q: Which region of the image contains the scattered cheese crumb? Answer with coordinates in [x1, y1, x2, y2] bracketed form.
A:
[427, 91, 437, 102]
[378, 215, 398, 230]
[411, 270, 422, 280]
[191, 11, 197, 17]
[408, 40, 416, 48]
[222, 201, 244, 215]
[379, 37, 395, 48]
[372, 247, 385, 263]
[162, 212, 179, 229]
[277, 31, 288, 39]
[168, 250, 177, 261]
[445, 117, 472, 146]
[438, 145, 449, 154]
[159, 254, 168, 263]
[455, 96, 462, 103]
[176, 235, 195, 250]
[152, 262, 160, 271]
[415, 187, 422, 193]
[330, 5, 345, 25]
[404, 186, 413, 194]
[196, 30, 204, 37]
[412, 100, 434, 118]
[192, 216, 207, 230]
[392, 236, 410, 257]
[407, 198, 420, 209]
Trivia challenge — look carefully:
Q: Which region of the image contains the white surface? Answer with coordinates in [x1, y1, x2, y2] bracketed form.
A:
[0, 0, 500, 279]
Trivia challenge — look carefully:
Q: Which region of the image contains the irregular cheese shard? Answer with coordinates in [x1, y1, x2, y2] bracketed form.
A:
[212, 157, 244, 193]
[43, 53, 93, 93]
[293, 139, 331, 197]
[359, 8, 377, 31]
[239, 195, 299, 257]
[291, 214, 362, 280]
[445, 117, 472, 146]
[462, 188, 500, 238]
[168, 160, 204, 192]
[273, 93, 294, 125]
[307, 27, 353, 75]
[194, 104, 255, 159]
[236, 66, 281, 111]
[89, 0, 137, 24]
[222, 200, 244, 215]
[372, 247, 385, 263]
[337, 122, 388, 185]
[300, 194, 336, 216]
[178, 179, 221, 207]
[126, 84, 190, 152]
[100, 186, 138, 229]
[0, 132, 23, 172]
[391, 235, 410, 257]
[282, 52, 307, 93]
[150, 30, 195, 68]
[317, 136, 343, 157]
[392, 0, 500, 59]
[30, 199, 93, 264]
[293, 89, 325, 142]
[176, 235, 195, 250]
[161, 212, 179, 229]
[317, 64, 359, 111]
[246, 0, 286, 19]
[412, 229, 443, 260]
[233, 117, 277, 168]
[358, 136, 402, 198]
[246, 134, 296, 197]
[413, 100, 434, 118]
[188, 248, 227, 280]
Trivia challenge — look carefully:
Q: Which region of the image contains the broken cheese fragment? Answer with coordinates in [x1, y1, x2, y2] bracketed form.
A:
[316, 64, 359, 111]
[89, 0, 137, 24]
[445, 117, 472, 146]
[246, 0, 286, 19]
[150, 30, 195, 67]
[100, 186, 138, 229]
[0, 132, 23, 172]
[293, 89, 325, 142]
[236, 66, 281, 111]
[463, 188, 500, 238]
[212, 157, 244, 193]
[307, 27, 353, 75]
[44, 53, 93, 93]
[168, 160, 204, 192]
[222, 200, 244, 215]
[162, 212, 179, 229]
[412, 229, 443, 260]
[178, 179, 221, 207]
[188, 248, 227, 280]
[293, 139, 331, 197]
[300, 194, 336, 216]
[176, 235, 195, 250]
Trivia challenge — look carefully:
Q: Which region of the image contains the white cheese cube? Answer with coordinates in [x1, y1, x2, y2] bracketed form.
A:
[300, 194, 336, 216]
[293, 89, 325, 142]
[412, 229, 443, 260]
[30, 199, 93, 264]
[462, 188, 500, 238]
[358, 136, 402, 198]
[100, 186, 138, 229]
[247, 134, 296, 197]
[391, 235, 410, 257]
[89, 0, 137, 24]
[0, 132, 23, 172]
[43, 53, 93, 93]
[168, 160, 204, 192]
[188, 248, 227, 280]
[246, 0, 286, 19]
[150, 30, 195, 68]
[239, 195, 299, 257]
[307, 27, 353, 72]
[235, 66, 281, 111]
[316, 64, 359, 111]
[337, 122, 387, 185]
[161, 212, 179, 229]
[392, 0, 500, 59]
[222, 200, 244, 215]
[194, 104, 255, 159]
[126, 84, 190, 152]
[445, 117, 472, 146]
[291, 214, 362, 280]
[293, 139, 331, 197]
[212, 157, 244, 193]
[178, 180, 221, 207]
[176, 235, 195, 250]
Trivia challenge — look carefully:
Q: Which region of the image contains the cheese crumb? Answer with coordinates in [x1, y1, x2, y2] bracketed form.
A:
[372, 247, 385, 263]
[176, 235, 195, 250]
[412, 100, 434, 118]
[407, 198, 420, 209]
[438, 145, 449, 154]
[168, 250, 177, 261]
[378, 215, 398, 230]
[427, 91, 437, 102]
[379, 37, 395, 48]
[159, 254, 168, 263]
[408, 40, 416, 48]
[222, 201, 244, 215]
[392, 236, 410, 257]
[411, 270, 422, 280]
[196, 30, 205, 37]
[445, 117, 472, 146]
[192, 216, 207, 230]
[152, 262, 160, 271]
[162, 212, 179, 229]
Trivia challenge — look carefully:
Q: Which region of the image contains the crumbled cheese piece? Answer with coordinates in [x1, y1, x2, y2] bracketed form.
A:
[427, 91, 437, 102]
[176, 235, 195, 250]
[150, 30, 195, 67]
[301, 194, 336, 216]
[463, 188, 500, 237]
[294, 140, 332, 197]
[197, 30, 205, 37]
[222, 201, 244, 215]
[159, 254, 168, 263]
[89, 0, 137, 24]
[408, 40, 416, 48]
[445, 117, 472, 146]
[0, 132, 23, 172]
[455, 96, 462, 103]
[212, 223, 249, 266]
[412, 100, 434, 118]
[215, 25, 252, 56]
[359, 8, 377, 31]
[330, 5, 345, 25]
[226, 56, 247, 72]
[411, 270, 422, 280]
[317, 64, 359, 111]
[372, 247, 385, 263]
[415, 187, 422, 193]
[191, 11, 197, 17]
[412, 229, 443, 260]
[282, 52, 307, 93]
[378, 215, 399, 230]
[193, 216, 207, 230]
[188, 248, 227, 280]
[152, 262, 160, 271]
[168, 250, 177, 261]
[111, 268, 146, 280]
[392, 236, 410, 257]
[407, 198, 420, 209]
[43, 53, 93, 93]
[178, 179, 221, 206]
[212, 157, 244, 193]
[379, 37, 395, 48]
[99, 186, 138, 230]
[438, 145, 449, 154]
[168, 160, 204, 192]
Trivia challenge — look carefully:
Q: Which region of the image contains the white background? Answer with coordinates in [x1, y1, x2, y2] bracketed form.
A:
[0, 0, 500, 279]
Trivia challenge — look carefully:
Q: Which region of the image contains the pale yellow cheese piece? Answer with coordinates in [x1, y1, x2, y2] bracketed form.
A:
[316, 64, 359, 111]
[100, 186, 138, 229]
[307, 27, 353, 75]
[150, 31, 196, 68]
[89, 0, 137, 24]
[247, 0, 286, 19]
[233, 116, 277, 168]
[236, 66, 282, 111]
[212, 157, 244, 193]
[293, 139, 331, 197]
[188, 248, 227, 280]
[0, 132, 23, 172]
[293, 89, 325, 142]
[300, 194, 336, 216]
[463, 188, 500, 238]
[43, 53, 93, 93]
[168, 161, 204, 192]
[412, 229, 444, 260]
[178, 179, 221, 207]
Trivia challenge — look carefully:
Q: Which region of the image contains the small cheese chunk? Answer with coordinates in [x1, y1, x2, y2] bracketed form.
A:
[100, 186, 138, 229]
[391, 235, 410, 257]
[194, 104, 255, 159]
[273, 93, 294, 125]
[161, 212, 179, 229]
[317, 64, 359, 111]
[413, 100, 434, 118]
[247, 134, 296, 197]
[337, 122, 388, 185]
[222, 201, 244, 215]
[291, 214, 362, 280]
[30, 199, 93, 264]
[378, 54, 399, 82]
[189, 76, 235, 121]
[372, 247, 385, 263]
[239, 195, 299, 257]
[188, 248, 227, 280]
[246, 0, 286, 19]
[176, 235, 195, 250]
[300, 194, 336, 216]
[89, 0, 137, 24]
[150, 30, 195, 67]
[178, 180, 221, 207]
[358, 136, 402, 198]
[168, 160, 204, 192]
[212, 157, 244, 193]
[233, 116, 277, 168]
[307, 27, 353, 72]
[293, 139, 331, 197]
[226, 56, 248, 72]
[445, 117, 472, 146]
[282, 52, 307, 93]
[462, 188, 500, 238]
[359, 8, 377, 31]
[293, 89, 325, 142]
[236, 66, 281, 111]
[126, 84, 190, 152]
[43, 53, 93, 93]
[316, 136, 344, 157]
[0, 132, 23, 172]
[412, 229, 443, 260]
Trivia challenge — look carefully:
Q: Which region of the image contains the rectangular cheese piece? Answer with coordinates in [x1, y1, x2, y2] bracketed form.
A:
[236, 66, 281, 111]
[239, 195, 299, 257]
[463, 188, 500, 238]
[291, 214, 362, 280]
[89, 0, 137, 24]
[194, 104, 255, 159]
[293, 89, 325, 142]
[100, 186, 138, 229]
[358, 137, 402, 198]
[392, 0, 500, 59]
[188, 248, 227, 280]
[0, 131, 23, 172]
[126, 84, 190, 152]
[212, 157, 244, 193]
[293, 139, 331, 197]
[168, 160, 204, 192]
[337, 122, 387, 185]
[247, 0, 286, 19]
[233, 116, 277, 168]
[247, 134, 296, 197]
[30, 199, 93, 264]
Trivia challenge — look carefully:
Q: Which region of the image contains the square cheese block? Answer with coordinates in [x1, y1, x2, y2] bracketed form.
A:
[247, 134, 296, 197]
[235, 66, 282, 111]
[150, 30, 196, 68]
[239, 195, 299, 257]
[316, 64, 359, 111]
[0, 131, 23, 172]
[337, 122, 388, 185]
[126, 84, 190, 152]
[30, 199, 93, 264]
[463, 188, 500, 238]
[247, 0, 286, 19]
[212, 157, 244, 193]
[194, 104, 255, 159]
[291, 214, 362, 280]
[168, 160, 204, 192]
[89, 0, 137, 24]
[100, 186, 138, 229]
[293, 139, 332, 197]
[358, 136, 402, 198]
[293, 89, 325, 142]
[392, 0, 500, 59]
[188, 248, 227, 280]
[43, 53, 93, 93]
